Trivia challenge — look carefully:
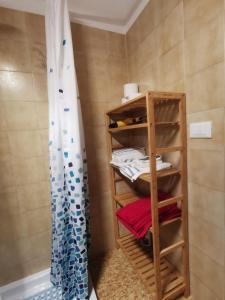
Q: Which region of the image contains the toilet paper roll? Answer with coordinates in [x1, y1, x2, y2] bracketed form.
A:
[124, 83, 139, 98]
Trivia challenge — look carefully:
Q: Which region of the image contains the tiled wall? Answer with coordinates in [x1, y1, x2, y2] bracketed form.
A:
[0, 8, 51, 285]
[125, 0, 225, 299]
[0, 7, 128, 285]
[71, 23, 128, 257]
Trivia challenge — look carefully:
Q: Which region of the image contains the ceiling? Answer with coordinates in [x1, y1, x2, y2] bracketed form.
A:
[0, 0, 149, 34]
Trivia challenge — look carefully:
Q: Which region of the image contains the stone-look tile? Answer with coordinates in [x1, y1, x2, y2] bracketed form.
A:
[184, 15, 224, 76]
[188, 108, 224, 150]
[0, 230, 51, 270]
[126, 18, 140, 57]
[12, 157, 46, 185]
[0, 71, 35, 101]
[127, 52, 139, 83]
[190, 272, 221, 300]
[17, 181, 50, 212]
[189, 216, 224, 265]
[8, 130, 43, 158]
[84, 125, 107, 151]
[33, 73, 48, 101]
[107, 56, 127, 102]
[188, 182, 224, 229]
[25, 13, 45, 44]
[158, 43, 184, 87]
[190, 244, 224, 298]
[138, 0, 160, 43]
[159, 2, 183, 56]
[189, 149, 224, 191]
[39, 129, 49, 155]
[138, 59, 159, 92]
[0, 132, 10, 159]
[0, 101, 7, 131]
[0, 39, 31, 72]
[0, 7, 27, 41]
[184, 0, 223, 37]
[0, 158, 15, 189]
[30, 42, 46, 74]
[186, 63, 225, 113]
[0, 187, 19, 216]
[137, 29, 158, 68]
[72, 24, 108, 59]
[82, 101, 107, 127]
[3, 101, 38, 130]
[160, 0, 182, 19]
[35, 102, 49, 129]
[107, 31, 126, 59]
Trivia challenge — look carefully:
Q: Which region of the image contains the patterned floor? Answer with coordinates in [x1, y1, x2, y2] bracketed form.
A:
[90, 249, 153, 300]
[25, 286, 62, 300]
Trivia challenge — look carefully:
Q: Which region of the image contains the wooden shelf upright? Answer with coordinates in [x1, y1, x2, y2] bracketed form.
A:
[105, 91, 191, 300]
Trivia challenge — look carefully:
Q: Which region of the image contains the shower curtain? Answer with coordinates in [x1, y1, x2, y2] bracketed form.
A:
[45, 1, 89, 299]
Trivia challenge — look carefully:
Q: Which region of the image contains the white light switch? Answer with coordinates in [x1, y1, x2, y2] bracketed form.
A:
[190, 121, 212, 138]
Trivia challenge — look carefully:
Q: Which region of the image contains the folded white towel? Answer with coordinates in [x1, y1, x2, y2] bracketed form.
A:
[111, 148, 172, 182]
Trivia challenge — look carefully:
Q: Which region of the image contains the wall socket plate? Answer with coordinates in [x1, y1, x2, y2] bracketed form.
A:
[189, 121, 212, 139]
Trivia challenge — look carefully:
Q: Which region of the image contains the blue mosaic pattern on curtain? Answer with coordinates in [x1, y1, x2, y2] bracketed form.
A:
[45, 1, 90, 299]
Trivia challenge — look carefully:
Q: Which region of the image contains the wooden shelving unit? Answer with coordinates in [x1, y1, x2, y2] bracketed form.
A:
[105, 91, 191, 300]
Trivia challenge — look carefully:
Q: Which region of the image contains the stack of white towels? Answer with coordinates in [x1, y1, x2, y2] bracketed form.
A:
[110, 148, 172, 182]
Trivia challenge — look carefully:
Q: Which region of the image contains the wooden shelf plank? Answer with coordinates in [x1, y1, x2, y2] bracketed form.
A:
[111, 165, 180, 183]
[117, 234, 184, 297]
[108, 123, 148, 133]
[156, 146, 183, 154]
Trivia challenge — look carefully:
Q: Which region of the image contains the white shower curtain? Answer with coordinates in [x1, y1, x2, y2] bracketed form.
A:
[45, 1, 89, 299]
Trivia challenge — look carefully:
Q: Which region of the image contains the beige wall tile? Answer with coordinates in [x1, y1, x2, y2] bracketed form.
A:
[17, 181, 50, 212]
[0, 187, 19, 216]
[0, 101, 7, 131]
[190, 272, 221, 300]
[159, 2, 183, 55]
[33, 73, 48, 102]
[12, 156, 46, 185]
[138, 1, 159, 43]
[185, 15, 224, 76]
[0, 132, 10, 158]
[0, 39, 31, 72]
[188, 108, 224, 150]
[81, 101, 107, 126]
[186, 63, 225, 113]
[30, 42, 46, 74]
[189, 149, 224, 191]
[189, 216, 224, 265]
[35, 102, 49, 129]
[160, 0, 182, 19]
[0, 71, 35, 101]
[0, 7, 27, 41]
[39, 129, 49, 155]
[8, 130, 43, 158]
[73, 24, 108, 59]
[0, 157, 15, 189]
[138, 59, 159, 92]
[4, 101, 38, 130]
[25, 13, 45, 44]
[158, 43, 184, 87]
[184, 0, 223, 37]
[190, 244, 224, 297]
[137, 29, 158, 68]
[107, 31, 126, 59]
[126, 19, 140, 56]
[188, 182, 224, 229]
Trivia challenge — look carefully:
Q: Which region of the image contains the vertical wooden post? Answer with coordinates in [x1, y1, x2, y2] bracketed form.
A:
[146, 93, 162, 300]
[179, 95, 190, 297]
[105, 113, 120, 247]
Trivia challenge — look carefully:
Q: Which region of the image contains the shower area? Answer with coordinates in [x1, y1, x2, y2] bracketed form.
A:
[0, 0, 127, 298]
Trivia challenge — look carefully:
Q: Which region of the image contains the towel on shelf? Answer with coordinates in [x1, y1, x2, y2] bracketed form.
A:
[116, 192, 181, 239]
[111, 147, 172, 182]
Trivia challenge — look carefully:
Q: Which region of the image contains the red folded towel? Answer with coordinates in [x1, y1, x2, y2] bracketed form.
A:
[116, 192, 181, 239]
